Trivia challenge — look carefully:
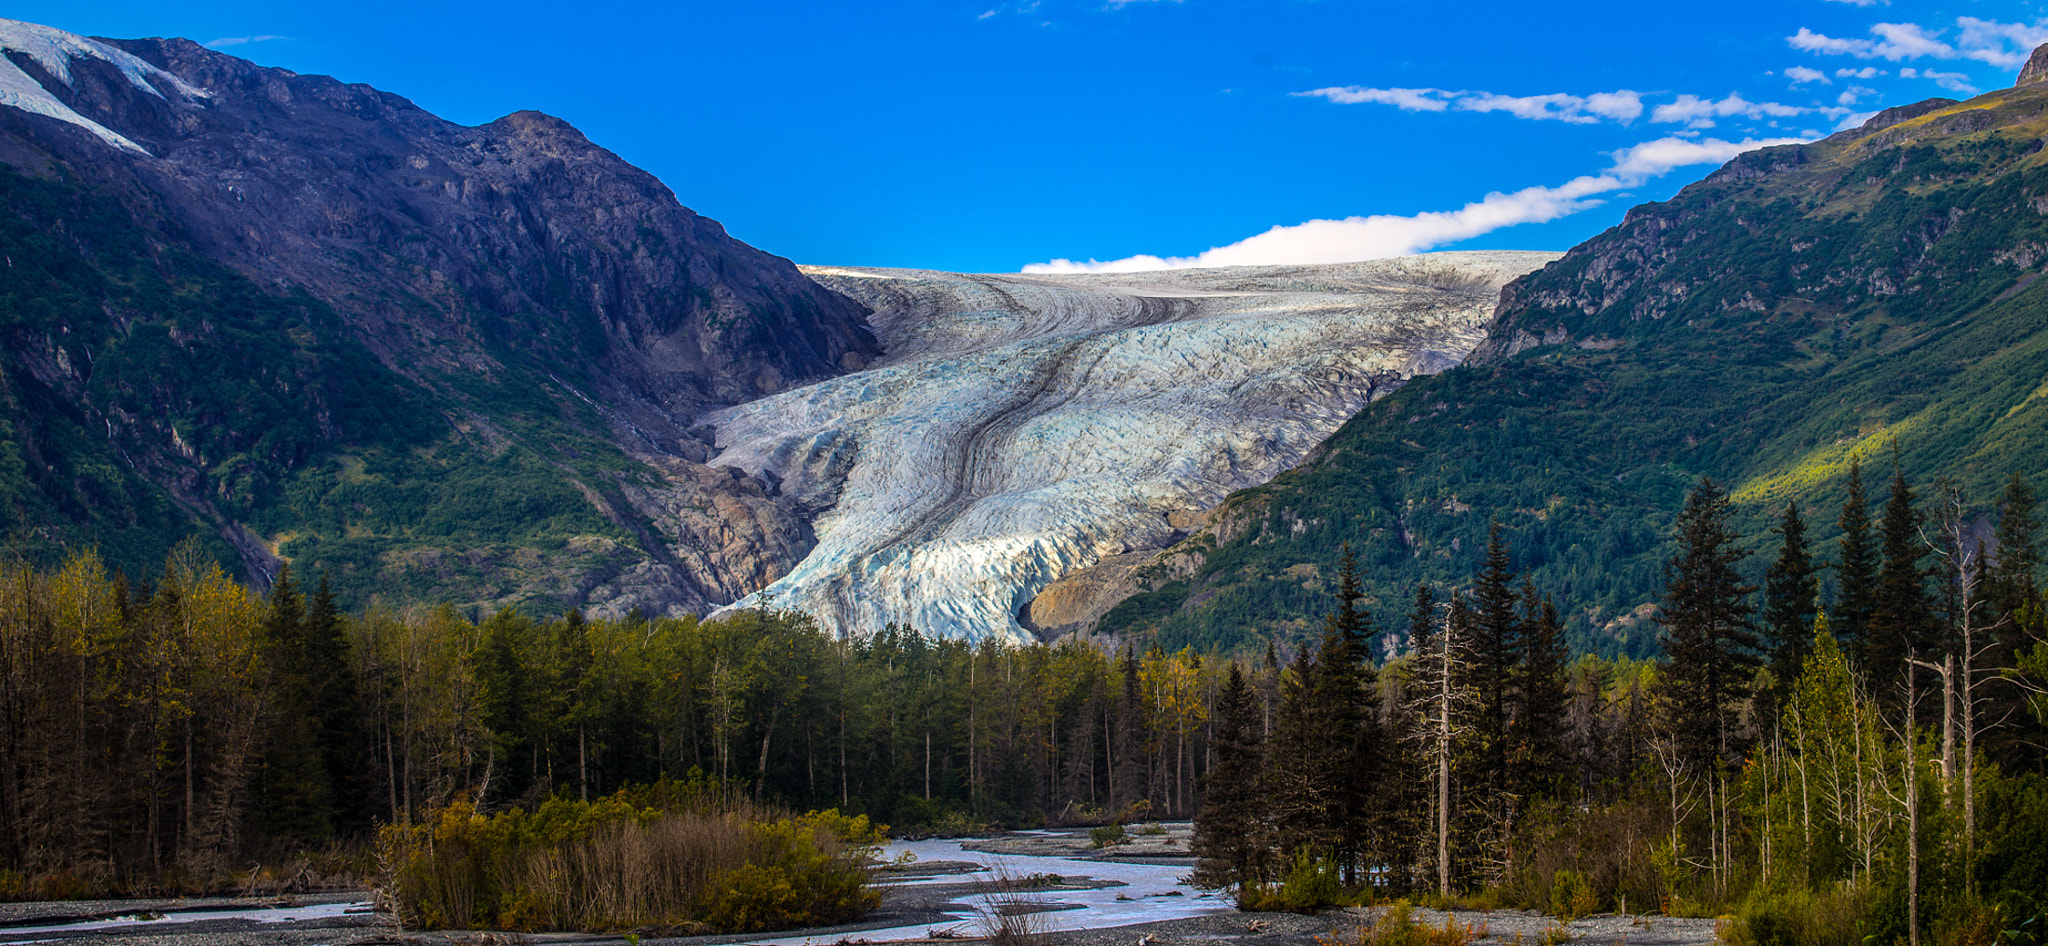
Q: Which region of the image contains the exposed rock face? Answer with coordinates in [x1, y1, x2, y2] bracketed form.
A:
[2019, 43, 2048, 87]
[0, 22, 877, 434]
[0, 18, 877, 611]
[706, 252, 1557, 641]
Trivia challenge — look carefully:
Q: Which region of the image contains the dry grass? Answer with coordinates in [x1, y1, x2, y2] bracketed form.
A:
[379, 790, 884, 934]
[1329, 901, 1483, 946]
[970, 865, 1053, 946]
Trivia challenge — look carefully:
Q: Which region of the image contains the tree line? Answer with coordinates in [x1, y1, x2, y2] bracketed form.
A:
[1191, 464, 2048, 943]
[0, 541, 1246, 895]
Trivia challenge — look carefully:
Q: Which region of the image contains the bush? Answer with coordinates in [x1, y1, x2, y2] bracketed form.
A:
[1336, 900, 1478, 946]
[1089, 823, 1128, 848]
[1721, 884, 1870, 946]
[378, 786, 884, 934]
[1241, 849, 1348, 913]
[1549, 870, 1597, 922]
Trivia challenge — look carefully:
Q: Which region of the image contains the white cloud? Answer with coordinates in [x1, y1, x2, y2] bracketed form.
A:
[1824, 0, 1883, 6]
[1297, 86, 1641, 124]
[1651, 92, 1810, 129]
[1785, 66, 1830, 85]
[1791, 17, 2048, 69]
[1789, 23, 1955, 60]
[1023, 136, 1804, 273]
[1835, 67, 1885, 79]
[1899, 67, 1980, 93]
[1836, 110, 1880, 130]
[1298, 86, 1452, 111]
[1835, 85, 1878, 105]
[204, 34, 288, 48]
[1956, 17, 2048, 67]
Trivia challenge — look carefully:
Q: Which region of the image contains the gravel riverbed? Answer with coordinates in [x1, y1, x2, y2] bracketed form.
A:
[0, 826, 1717, 946]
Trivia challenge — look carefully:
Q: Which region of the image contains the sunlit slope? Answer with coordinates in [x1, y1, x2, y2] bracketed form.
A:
[703, 253, 1556, 641]
[1097, 86, 2048, 657]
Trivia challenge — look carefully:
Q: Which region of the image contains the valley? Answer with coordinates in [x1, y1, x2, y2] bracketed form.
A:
[708, 255, 1553, 641]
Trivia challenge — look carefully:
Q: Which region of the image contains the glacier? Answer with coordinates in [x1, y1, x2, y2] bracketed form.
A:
[703, 251, 1557, 642]
[0, 18, 208, 154]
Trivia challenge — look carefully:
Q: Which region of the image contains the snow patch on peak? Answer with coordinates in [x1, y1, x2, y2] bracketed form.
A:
[0, 17, 207, 154]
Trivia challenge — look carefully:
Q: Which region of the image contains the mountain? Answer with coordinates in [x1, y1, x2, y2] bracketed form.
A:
[0, 18, 876, 614]
[1095, 59, 2048, 656]
[702, 253, 1554, 641]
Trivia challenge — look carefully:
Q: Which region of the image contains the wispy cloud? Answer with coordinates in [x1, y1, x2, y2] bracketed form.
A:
[1898, 67, 1980, 94]
[1296, 86, 1644, 124]
[1650, 93, 1813, 129]
[1824, 0, 1884, 6]
[1023, 136, 1802, 273]
[1785, 66, 1831, 85]
[1790, 17, 2048, 69]
[204, 35, 289, 48]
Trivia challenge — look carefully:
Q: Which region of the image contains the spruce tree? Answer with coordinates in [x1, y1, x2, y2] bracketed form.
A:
[1990, 472, 2041, 627]
[1267, 646, 1334, 857]
[1868, 465, 1932, 703]
[1467, 521, 1521, 826]
[1761, 501, 1819, 699]
[1837, 460, 1879, 663]
[304, 573, 369, 833]
[259, 566, 334, 842]
[1515, 585, 1569, 801]
[1657, 477, 1761, 769]
[1409, 583, 1437, 657]
[1192, 664, 1269, 890]
[1314, 546, 1376, 880]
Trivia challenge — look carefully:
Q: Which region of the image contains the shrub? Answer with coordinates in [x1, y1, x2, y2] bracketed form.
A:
[1334, 900, 1479, 946]
[378, 786, 883, 934]
[1721, 884, 1870, 946]
[1549, 870, 1597, 922]
[1241, 849, 1348, 913]
[1089, 823, 1128, 848]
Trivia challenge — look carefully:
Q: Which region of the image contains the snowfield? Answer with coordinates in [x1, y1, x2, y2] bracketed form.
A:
[705, 251, 1559, 642]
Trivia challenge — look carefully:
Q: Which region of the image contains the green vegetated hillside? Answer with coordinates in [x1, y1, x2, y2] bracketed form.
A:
[0, 165, 652, 612]
[1100, 87, 2048, 658]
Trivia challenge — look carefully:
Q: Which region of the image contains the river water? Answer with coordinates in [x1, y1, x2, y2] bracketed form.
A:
[759, 831, 1233, 945]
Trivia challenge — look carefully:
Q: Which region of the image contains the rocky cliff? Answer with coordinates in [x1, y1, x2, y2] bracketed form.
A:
[705, 253, 1555, 641]
[0, 18, 875, 612]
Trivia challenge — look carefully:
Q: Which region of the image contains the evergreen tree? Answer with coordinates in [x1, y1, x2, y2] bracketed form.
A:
[1657, 477, 1761, 769]
[258, 566, 334, 843]
[1837, 460, 1879, 663]
[1312, 546, 1377, 878]
[1987, 474, 2043, 768]
[1990, 472, 2041, 627]
[303, 573, 369, 834]
[1192, 664, 1269, 889]
[1409, 583, 1437, 657]
[1466, 522, 1521, 827]
[1868, 465, 1932, 703]
[1514, 585, 1569, 801]
[1762, 501, 1819, 700]
[477, 609, 534, 806]
[1266, 646, 1334, 857]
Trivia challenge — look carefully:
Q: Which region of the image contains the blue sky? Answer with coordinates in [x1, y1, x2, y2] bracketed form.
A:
[15, 0, 2048, 272]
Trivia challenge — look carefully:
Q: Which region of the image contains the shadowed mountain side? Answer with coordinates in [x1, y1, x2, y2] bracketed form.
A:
[0, 18, 877, 614]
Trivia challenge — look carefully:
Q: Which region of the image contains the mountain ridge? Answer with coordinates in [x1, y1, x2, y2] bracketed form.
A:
[0, 18, 877, 615]
[1092, 57, 2048, 655]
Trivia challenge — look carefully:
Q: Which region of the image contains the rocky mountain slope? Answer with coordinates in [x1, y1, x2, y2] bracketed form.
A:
[706, 253, 1553, 641]
[0, 18, 875, 613]
[1095, 58, 2048, 656]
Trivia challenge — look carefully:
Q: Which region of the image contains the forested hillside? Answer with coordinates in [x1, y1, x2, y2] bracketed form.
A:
[1098, 83, 2048, 657]
[0, 22, 878, 620]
